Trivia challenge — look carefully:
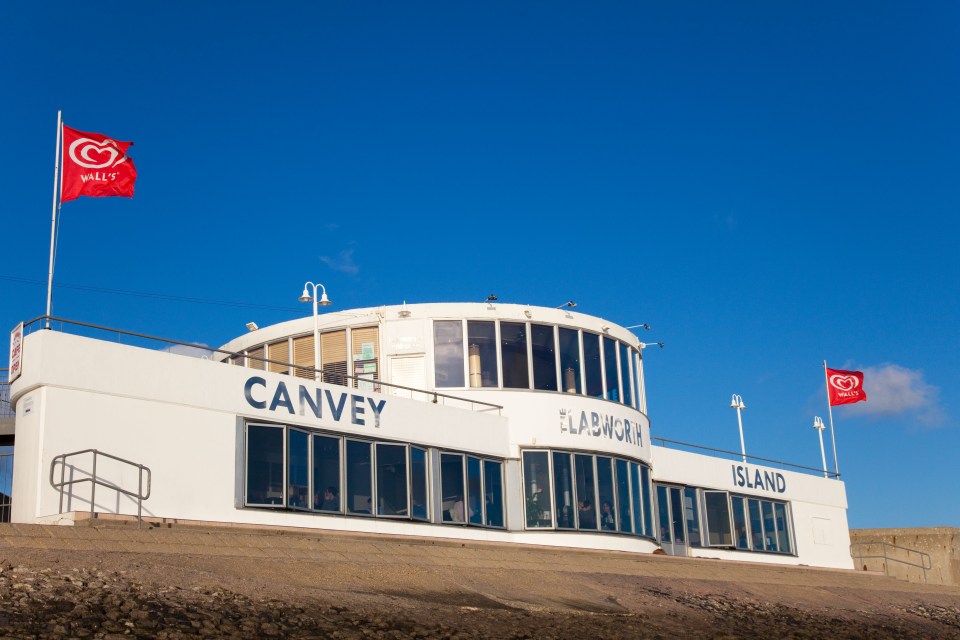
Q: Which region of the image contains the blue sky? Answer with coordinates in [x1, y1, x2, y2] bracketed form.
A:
[2, 2, 957, 528]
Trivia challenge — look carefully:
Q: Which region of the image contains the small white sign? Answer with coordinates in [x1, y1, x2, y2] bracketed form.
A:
[8, 322, 23, 383]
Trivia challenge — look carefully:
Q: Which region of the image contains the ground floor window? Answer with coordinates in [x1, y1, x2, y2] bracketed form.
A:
[521, 449, 654, 538]
[703, 491, 794, 555]
[244, 423, 503, 528]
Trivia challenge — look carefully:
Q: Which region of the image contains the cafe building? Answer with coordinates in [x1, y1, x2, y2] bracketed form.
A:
[6, 301, 853, 569]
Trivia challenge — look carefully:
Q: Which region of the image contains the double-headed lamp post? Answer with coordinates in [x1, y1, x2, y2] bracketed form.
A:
[299, 282, 331, 379]
[730, 394, 747, 463]
[813, 416, 828, 478]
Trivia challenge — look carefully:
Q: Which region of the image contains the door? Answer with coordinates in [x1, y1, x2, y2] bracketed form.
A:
[655, 484, 688, 556]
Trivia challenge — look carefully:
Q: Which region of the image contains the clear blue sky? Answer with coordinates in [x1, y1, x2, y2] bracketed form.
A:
[2, 2, 957, 529]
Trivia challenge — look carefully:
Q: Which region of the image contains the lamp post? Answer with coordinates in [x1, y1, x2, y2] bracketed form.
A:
[299, 282, 331, 379]
[730, 394, 747, 463]
[813, 416, 828, 478]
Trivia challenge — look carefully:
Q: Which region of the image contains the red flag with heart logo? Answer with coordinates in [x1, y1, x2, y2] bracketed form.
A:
[60, 125, 137, 203]
[826, 367, 867, 406]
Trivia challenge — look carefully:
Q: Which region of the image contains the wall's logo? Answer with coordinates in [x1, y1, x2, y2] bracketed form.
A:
[559, 408, 643, 447]
[829, 374, 860, 392]
[732, 464, 786, 494]
[68, 136, 129, 169]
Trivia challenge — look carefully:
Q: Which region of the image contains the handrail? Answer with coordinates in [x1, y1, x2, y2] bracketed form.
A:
[21, 315, 503, 415]
[49, 449, 152, 529]
[650, 436, 841, 479]
[850, 540, 932, 584]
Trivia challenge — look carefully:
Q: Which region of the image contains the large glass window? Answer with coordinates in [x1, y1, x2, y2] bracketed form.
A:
[596, 456, 617, 531]
[246, 425, 284, 506]
[441, 453, 466, 523]
[669, 486, 686, 544]
[633, 350, 643, 411]
[376, 443, 408, 516]
[552, 452, 575, 529]
[732, 496, 749, 550]
[522, 451, 552, 527]
[345, 440, 373, 515]
[616, 459, 633, 534]
[704, 490, 732, 546]
[603, 337, 620, 402]
[775, 503, 792, 554]
[583, 332, 603, 398]
[630, 463, 644, 536]
[467, 321, 498, 388]
[434, 321, 465, 388]
[531, 324, 558, 391]
[483, 460, 504, 527]
[410, 447, 429, 520]
[640, 465, 653, 537]
[558, 328, 582, 394]
[684, 487, 701, 547]
[501, 322, 530, 389]
[619, 342, 633, 408]
[762, 501, 778, 551]
[287, 429, 310, 509]
[313, 435, 341, 512]
[656, 485, 671, 542]
[575, 454, 597, 530]
[467, 456, 484, 526]
[748, 499, 764, 550]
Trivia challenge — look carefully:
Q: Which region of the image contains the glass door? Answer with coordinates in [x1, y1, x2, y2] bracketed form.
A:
[655, 484, 689, 556]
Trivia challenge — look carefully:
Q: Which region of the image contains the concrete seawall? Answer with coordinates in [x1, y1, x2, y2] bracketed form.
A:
[851, 527, 960, 586]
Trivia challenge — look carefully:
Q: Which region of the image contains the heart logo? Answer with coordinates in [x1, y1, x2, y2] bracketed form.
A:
[829, 374, 859, 392]
[68, 137, 125, 169]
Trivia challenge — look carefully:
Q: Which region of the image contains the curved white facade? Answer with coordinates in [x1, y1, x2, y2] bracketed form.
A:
[7, 302, 853, 569]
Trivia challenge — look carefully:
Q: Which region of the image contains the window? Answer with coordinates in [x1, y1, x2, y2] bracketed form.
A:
[467, 321, 498, 387]
[313, 435, 341, 512]
[748, 499, 764, 550]
[640, 465, 653, 537]
[583, 333, 603, 398]
[603, 337, 620, 402]
[501, 322, 530, 389]
[704, 490, 732, 546]
[633, 350, 643, 411]
[762, 501, 778, 551]
[293, 335, 314, 379]
[248, 346, 265, 371]
[434, 321, 465, 388]
[410, 447, 429, 520]
[669, 486, 686, 544]
[345, 440, 373, 515]
[245, 425, 283, 506]
[441, 453, 466, 523]
[619, 342, 633, 408]
[616, 458, 633, 534]
[684, 487, 701, 547]
[522, 451, 552, 527]
[483, 460, 504, 527]
[287, 429, 309, 509]
[376, 443, 407, 516]
[574, 454, 597, 530]
[558, 328, 582, 394]
[352, 326, 380, 391]
[269, 340, 290, 375]
[732, 496, 749, 550]
[466, 457, 484, 525]
[775, 503, 792, 554]
[596, 456, 617, 531]
[630, 463, 644, 536]
[552, 452, 575, 529]
[531, 324, 558, 391]
[656, 485, 671, 542]
[321, 330, 348, 386]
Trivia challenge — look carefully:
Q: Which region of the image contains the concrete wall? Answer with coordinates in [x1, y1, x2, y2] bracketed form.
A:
[850, 527, 960, 586]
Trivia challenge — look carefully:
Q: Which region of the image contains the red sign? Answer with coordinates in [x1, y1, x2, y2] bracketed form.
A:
[826, 367, 866, 406]
[61, 125, 137, 203]
[9, 322, 23, 383]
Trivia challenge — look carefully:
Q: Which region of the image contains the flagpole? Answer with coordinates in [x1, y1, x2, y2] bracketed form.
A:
[45, 110, 63, 329]
[823, 360, 839, 478]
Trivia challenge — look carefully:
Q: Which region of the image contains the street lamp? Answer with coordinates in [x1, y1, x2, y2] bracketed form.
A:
[813, 416, 828, 478]
[730, 394, 747, 463]
[299, 282, 331, 379]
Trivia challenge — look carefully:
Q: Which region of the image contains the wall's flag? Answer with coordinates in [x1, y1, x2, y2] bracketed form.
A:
[826, 367, 867, 406]
[60, 125, 137, 202]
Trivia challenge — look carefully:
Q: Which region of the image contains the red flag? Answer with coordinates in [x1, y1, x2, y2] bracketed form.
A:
[826, 367, 867, 406]
[60, 125, 137, 203]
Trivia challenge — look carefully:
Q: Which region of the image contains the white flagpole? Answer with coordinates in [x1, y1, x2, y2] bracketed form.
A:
[823, 360, 839, 478]
[45, 110, 63, 329]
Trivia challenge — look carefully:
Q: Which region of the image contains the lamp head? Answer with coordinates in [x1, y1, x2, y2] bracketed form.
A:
[730, 394, 746, 410]
[318, 291, 332, 306]
[299, 288, 312, 303]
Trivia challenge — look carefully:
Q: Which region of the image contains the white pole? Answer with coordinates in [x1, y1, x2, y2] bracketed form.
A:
[736, 404, 746, 463]
[312, 288, 320, 380]
[814, 417, 828, 478]
[45, 110, 63, 328]
[824, 361, 839, 478]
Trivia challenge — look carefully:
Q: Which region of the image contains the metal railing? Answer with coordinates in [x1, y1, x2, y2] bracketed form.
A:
[0, 369, 13, 419]
[0, 452, 11, 523]
[651, 436, 841, 479]
[21, 316, 503, 415]
[49, 449, 152, 529]
[850, 540, 932, 584]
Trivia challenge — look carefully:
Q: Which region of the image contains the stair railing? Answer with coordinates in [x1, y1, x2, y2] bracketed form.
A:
[850, 540, 932, 584]
[49, 449, 152, 529]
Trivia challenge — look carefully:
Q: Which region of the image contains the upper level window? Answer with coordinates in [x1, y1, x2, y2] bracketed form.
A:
[603, 337, 620, 402]
[467, 321, 498, 388]
[619, 342, 633, 408]
[500, 322, 529, 389]
[531, 324, 558, 391]
[583, 333, 603, 398]
[558, 328, 582, 394]
[434, 321, 465, 388]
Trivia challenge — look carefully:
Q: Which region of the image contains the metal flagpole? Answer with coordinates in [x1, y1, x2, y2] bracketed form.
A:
[823, 360, 839, 478]
[45, 109, 63, 329]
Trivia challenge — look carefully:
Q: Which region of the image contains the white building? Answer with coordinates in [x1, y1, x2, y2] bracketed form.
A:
[7, 302, 852, 569]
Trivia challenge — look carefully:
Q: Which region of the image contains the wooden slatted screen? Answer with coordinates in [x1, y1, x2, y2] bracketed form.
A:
[268, 340, 290, 374]
[247, 346, 265, 370]
[293, 335, 315, 379]
[351, 326, 380, 389]
[321, 330, 348, 385]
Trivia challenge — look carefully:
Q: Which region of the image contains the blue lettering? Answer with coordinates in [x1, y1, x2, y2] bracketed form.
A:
[326, 390, 347, 421]
[764, 471, 775, 492]
[351, 394, 365, 425]
[601, 416, 613, 438]
[579, 412, 589, 434]
[269, 382, 294, 414]
[614, 419, 624, 441]
[244, 377, 267, 409]
[591, 412, 601, 436]
[624, 420, 633, 445]
[776, 473, 786, 493]
[298, 385, 322, 418]
[753, 469, 764, 489]
[367, 397, 387, 428]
